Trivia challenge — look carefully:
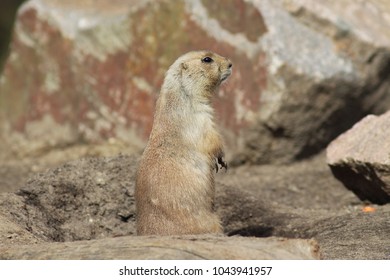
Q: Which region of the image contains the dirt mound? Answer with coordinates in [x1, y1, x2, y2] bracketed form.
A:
[1, 155, 137, 242]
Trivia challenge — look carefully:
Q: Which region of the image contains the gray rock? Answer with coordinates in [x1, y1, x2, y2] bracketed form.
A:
[239, 0, 390, 164]
[0, 235, 320, 260]
[1, 0, 390, 164]
[327, 110, 390, 204]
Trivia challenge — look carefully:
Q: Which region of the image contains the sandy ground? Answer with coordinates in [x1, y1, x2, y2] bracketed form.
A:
[0, 145, 389, 259]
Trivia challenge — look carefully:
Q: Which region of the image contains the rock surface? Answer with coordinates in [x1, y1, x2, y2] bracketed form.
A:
[0, 235, 320, 260]
[1, 153, 389, 259]
[327, 110, 390, 204]
[1, 0, 390, 164]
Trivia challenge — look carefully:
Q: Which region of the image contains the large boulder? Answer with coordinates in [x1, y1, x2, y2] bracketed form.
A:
[240, 0, 390, 164]
[327, 110, 390, 204]
[1, 0, 390, 163]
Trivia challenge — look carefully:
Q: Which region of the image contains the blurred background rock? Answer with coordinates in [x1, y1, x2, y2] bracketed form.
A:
[0, 0, 26, 70]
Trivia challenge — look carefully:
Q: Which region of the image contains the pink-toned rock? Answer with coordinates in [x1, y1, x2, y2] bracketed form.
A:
[0, 0, 266, 158]
[327, 110, 390, 204]
[1, 0, 390, 164]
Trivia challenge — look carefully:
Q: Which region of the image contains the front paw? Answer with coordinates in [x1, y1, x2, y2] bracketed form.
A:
[216, 156, 228, 173]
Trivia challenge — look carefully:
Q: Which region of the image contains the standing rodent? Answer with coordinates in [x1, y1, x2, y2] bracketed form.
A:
[135, 50, 232, 235]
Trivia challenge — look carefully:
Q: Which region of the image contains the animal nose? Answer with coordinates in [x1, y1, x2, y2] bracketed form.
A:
[228, 62, 233, 68]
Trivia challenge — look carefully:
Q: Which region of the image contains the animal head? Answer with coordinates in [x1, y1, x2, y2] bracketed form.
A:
[164, 51, 232, 98]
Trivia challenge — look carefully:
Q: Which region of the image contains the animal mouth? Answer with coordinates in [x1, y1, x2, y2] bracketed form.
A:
[220, 70, 231, 83]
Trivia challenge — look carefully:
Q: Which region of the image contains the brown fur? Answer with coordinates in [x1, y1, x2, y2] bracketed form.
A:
[135, 51, 232, 235]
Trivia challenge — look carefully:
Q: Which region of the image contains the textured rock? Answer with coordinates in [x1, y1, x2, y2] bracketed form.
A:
[240, 0, 390, 164]
[327, 110, 390, 204]
[0, 235, 320, 260]
[1, 0, 390, 163]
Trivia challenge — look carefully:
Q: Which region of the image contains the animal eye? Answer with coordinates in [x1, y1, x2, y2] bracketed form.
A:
[201, 57, 213, 63]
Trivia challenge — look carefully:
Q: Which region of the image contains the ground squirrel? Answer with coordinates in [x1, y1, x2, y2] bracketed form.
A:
[135, 50, 232, 235]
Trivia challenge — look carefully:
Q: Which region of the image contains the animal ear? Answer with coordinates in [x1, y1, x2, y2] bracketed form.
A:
[181, 62, 188, 70]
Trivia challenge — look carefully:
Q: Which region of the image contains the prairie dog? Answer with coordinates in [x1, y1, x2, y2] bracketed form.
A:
[135, 51, 232, 235]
